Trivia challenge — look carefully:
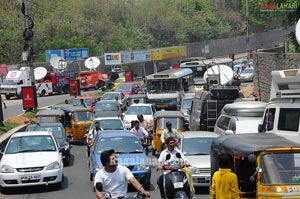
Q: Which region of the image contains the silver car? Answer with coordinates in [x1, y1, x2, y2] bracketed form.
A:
[239, 67, 254, 82]
[180, 131, 218, 187]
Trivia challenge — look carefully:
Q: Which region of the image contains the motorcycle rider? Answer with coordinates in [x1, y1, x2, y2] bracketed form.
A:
[160, 122, 183, 149]
[137, 114, 152, 129]
[94, 149, 150, 199]
[157, 136, 195, 199]
[130, 120, 149, 154]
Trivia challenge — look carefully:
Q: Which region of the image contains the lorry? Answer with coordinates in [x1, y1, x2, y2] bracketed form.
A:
[77, 71, 105, 91]
[36, 71, 72, 96]
[258, 68, 300, 142]
[0, 67, 31, 99]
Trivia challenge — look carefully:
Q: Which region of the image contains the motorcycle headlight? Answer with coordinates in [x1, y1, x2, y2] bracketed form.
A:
[46, 161, 60, 170]
[96, 165, 103, 171]
[1, 165, 14, 173]
[138, 164, 149, 171]
[190, 167, 201, 174]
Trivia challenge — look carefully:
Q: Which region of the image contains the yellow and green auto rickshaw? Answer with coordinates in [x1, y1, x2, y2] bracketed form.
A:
[210, 133, 300, 199]
[151, 110, 186, 155]
[59, 105, 93, 143]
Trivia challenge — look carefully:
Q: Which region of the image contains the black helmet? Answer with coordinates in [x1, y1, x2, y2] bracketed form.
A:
[137, 114, 143, 121]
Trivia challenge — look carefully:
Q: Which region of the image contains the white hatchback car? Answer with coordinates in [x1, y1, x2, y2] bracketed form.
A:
[180, 131, 218, 187]
[122, 103, 156, 129]
[0, 131, 64, 192]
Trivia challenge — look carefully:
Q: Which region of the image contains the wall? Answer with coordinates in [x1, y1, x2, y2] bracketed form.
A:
[253, 47, 300, 102]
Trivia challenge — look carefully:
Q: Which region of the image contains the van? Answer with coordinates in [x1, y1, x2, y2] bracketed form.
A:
[189, 87, 242, 131]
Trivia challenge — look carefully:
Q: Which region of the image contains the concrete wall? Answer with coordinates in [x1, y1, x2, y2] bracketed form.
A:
[253, 47, 300, 102]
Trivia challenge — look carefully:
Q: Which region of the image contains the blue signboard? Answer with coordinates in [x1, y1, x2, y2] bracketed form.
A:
[45, 48, 89, 62]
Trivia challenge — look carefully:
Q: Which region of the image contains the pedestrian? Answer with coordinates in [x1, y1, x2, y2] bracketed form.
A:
[1, 96, 6, 109]
[210, 153, 240, 199]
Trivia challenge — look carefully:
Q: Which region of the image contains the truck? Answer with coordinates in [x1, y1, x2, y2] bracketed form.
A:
[258, 68, 300, 142]
[78, 71, 105, 91]
[0, 67, 31, 99]
[36, 71, 72, 96]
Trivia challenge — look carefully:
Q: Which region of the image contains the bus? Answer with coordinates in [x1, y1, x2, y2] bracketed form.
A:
[146, 68, 193, 110]
[180, 57, 233, 89]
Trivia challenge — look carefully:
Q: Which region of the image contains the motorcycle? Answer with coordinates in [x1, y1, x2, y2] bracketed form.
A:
[95, 182, 148, 199]
[161, 153, 191, 199]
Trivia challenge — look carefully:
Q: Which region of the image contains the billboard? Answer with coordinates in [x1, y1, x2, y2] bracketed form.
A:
[122, 50, 151, 63]
[104, 53, 122, 65]
[45, 48, 89, 62]
[22, 86, 38, 109]
[150, 46, 187, 60]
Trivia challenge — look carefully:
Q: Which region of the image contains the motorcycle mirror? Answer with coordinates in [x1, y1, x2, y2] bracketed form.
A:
[95, 182, 103, 192]
[176, 152, 181, 159]
[166, 154, 171, 160]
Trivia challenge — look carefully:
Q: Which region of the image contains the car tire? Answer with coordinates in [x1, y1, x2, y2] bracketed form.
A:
[54, 174, 64, 190]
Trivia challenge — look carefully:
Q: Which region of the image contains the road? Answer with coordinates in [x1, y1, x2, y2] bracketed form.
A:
[0, 144, 210, 199]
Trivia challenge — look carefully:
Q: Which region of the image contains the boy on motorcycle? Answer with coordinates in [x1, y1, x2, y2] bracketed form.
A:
[157, 136, 195, 199]
[94, 149, 150, 199]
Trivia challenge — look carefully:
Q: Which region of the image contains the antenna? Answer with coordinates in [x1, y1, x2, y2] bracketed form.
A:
[50, 56, 67, 71]
[296, 19, 300, 45]
[84, 57, 100, 71]
[34, 67, 47, 80]
[204, 64, 234, 85]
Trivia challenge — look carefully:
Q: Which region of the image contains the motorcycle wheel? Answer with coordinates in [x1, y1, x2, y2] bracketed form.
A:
[173, 190, 189, 199]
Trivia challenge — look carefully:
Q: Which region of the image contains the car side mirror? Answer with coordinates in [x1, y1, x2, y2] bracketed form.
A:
[258, 124, 263, 133]
[225, 130, 234, 135]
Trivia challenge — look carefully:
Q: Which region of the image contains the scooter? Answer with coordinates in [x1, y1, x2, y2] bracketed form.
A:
[95, 182, 147, 199]
[161, 153, 191, 199]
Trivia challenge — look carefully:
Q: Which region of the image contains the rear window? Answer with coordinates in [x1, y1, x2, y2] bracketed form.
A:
[278, 108, 300, 132]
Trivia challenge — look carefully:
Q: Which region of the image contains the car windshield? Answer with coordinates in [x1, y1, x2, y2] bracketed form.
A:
[91, 119, 124, 130]
[26, 126, 64, 139]
[157, 117, 184, 130]
[101, 93, 119, 100]
[73, 98, 92, 106]
[94, 102, 118, 111]
[116, 85, 132, 92]
[73, 111, 92, 122]
[96, 137, 143, 154]
[260, 152, 300, 185]
[126, 106, 151, 115]
[242, 68, 253, 74]
[182, 137, 214, 155]
[181, 98, 192, 109]
[5, 135, 56, 154]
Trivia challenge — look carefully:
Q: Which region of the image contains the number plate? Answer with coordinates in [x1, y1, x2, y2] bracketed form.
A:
[20, 174, 41, 181]
[173, 182, 184, 188]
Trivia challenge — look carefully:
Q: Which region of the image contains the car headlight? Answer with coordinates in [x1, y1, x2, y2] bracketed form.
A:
[138, 164, 150, 171]
[96, 165, 103, 171]
[1, 165, 14, 173]
[46, 161, 60, 170]
[190, 167, 201, 174]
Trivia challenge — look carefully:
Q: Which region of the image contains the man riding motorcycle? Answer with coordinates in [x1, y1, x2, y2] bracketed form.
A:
[130, 120, 149, 154]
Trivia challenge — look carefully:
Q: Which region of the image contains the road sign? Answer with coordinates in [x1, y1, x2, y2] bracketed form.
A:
[45, 48, 89, 62]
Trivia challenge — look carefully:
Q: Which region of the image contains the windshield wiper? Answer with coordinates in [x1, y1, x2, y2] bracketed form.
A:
[17, 149, 41, 153]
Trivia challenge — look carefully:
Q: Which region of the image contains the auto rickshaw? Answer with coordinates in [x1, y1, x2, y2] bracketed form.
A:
[151, 110, 186, 155]
[59, 105, 93, 143]
[36, 109, 66, 125]
[210, 133, 300, 199]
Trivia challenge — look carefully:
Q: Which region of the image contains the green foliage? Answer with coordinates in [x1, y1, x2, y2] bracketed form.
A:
[0, 0, 290, 64]
[0, 121, 21, 136]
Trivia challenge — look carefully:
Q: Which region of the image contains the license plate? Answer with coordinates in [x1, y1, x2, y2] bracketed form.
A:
[173, 182, 183, 188]
[20, 174, 41, 181]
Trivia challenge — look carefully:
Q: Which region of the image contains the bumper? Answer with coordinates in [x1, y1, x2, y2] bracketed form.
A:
[0, 167, 63, 188]
[192, 174, 211, 187]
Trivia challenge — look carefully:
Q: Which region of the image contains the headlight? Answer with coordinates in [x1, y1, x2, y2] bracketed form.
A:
[1, 165, 14, 173]
[96, 165, 103, 171]
[46, 161, 60, 170]
[138, 164, 150, 171]
[190, 167, 201, 174]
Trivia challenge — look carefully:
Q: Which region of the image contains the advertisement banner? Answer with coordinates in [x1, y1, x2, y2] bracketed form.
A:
[45, 48, 89, 62]
[122, 50, 151, 63]
[150, 46, 187, 60]
[69, 79, 81, 96]
[104, 53, 122, 65]
[22, 86, 38, 109]
[0, 64, 8, 77]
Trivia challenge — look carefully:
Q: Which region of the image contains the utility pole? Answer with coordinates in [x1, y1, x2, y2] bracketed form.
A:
[21, 0, 35, 85]
[246, 0, 249, 63]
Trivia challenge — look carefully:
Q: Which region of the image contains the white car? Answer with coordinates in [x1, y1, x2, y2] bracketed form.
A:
[89, 117, 125, 132]
[0, 131, 64, 192]
[122, 103, 156, 130]
[180, 131, 218, 187]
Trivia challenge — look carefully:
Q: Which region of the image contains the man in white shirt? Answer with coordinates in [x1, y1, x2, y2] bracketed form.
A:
[94, 149, 150, 199]
[130, 120, 148, 141]
[86, 121, 102, 157]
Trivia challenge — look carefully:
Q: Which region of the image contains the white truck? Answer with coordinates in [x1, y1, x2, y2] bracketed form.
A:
[258, 68, 300, 143]
[0, 67, 31, 99]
